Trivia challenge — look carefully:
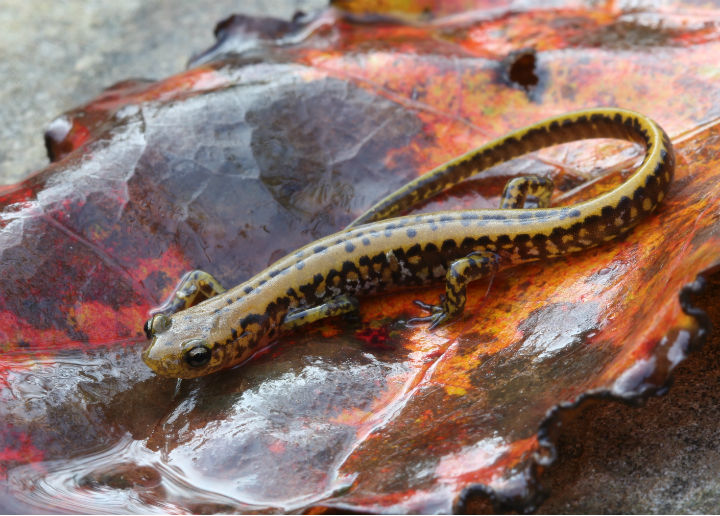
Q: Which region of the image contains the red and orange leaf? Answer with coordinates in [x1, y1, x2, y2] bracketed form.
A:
[2, 1, 720, 513]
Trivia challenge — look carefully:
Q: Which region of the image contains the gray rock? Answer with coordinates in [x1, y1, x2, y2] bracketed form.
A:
[0, 0, 326, 184]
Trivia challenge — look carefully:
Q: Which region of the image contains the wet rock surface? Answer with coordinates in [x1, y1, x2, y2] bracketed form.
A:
[536, 276, 720, 514]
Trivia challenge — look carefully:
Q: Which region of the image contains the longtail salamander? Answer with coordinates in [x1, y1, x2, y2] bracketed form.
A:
[142, 108, 674, 378]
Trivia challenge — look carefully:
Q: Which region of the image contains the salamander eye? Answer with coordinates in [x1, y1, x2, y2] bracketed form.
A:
[184, 340, 211, 368]
[145, 314, 171, 339]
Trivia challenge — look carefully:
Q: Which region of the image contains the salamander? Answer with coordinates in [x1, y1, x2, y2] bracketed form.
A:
[142, 108, 674, 378]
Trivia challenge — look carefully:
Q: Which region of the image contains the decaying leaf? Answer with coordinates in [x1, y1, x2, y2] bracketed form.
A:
[2, 1, 720, 512]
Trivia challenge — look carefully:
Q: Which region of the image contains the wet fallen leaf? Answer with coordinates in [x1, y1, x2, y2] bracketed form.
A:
[2, 1, 720, 513]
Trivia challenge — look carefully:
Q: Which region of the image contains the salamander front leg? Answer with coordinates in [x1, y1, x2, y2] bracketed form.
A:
[499, 175, 554, 209]
[144, 270, 226, 338]
[409, 251, 499, 329]
[280, 294, 360, 332]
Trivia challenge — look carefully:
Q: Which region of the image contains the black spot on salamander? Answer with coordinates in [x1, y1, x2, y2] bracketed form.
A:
[406, 228, 417, 238]
[286, 287, 298, 299]
[313, 245, 327, 254]
[568, 208, 581, 218]
[406, 243, 421, 256]
[342, 260, 358, 274]
[475, 235, 491, 247]
[523, 128, 547, 147]
[362, 237, 371, 246]
[439, 215, 453, 224]
[581, 214, 602, 233]
[531, 233, 548, 245]
[600, 205, 614, 220]
[244, 286, 253, 294]
[491, 139, 512, 162]
[326, 269, 340, 286]
[496, 234, 512, 246]
[240, 313, 264, 330]
[258, 279, 267, 286]
[226, 298, 233, 304]
[568, 221, 584, 235]
[358, 255, 371, 266]
[461, 236, 476, 249]
[231, 328, 238, 340]
[616, 195, 632, 213]
[632, 186, 647, 202]
[296, 261, 305, 270]
[645, 172, 658, 189]
[423, 242, 439, 254]
[384, 228, 393, 237]
[264, 300, 283, 319]
[484, 213, 507, 221]
[514, 233, 531, 245]
[268, 269, 281, 278]
[441, 239, 457, 253]
[345, 241, 356, 253]
[313, 273, 324, 285]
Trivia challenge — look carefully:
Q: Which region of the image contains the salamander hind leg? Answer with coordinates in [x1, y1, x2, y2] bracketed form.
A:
[280, 294, 360, 332]
[499, 175, 554, 209]
[144, 270, 226, 338]
[409, 251, 499, 330]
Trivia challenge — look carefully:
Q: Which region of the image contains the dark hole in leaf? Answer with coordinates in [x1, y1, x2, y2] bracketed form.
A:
[508, 50, 539, 90]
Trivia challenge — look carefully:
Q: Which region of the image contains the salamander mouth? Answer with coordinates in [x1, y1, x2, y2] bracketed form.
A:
[140, 343, 158, 372]
[140, 338, 178, 377]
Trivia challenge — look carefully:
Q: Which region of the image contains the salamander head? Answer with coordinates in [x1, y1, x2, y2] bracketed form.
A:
[142, 312, 233, 379]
